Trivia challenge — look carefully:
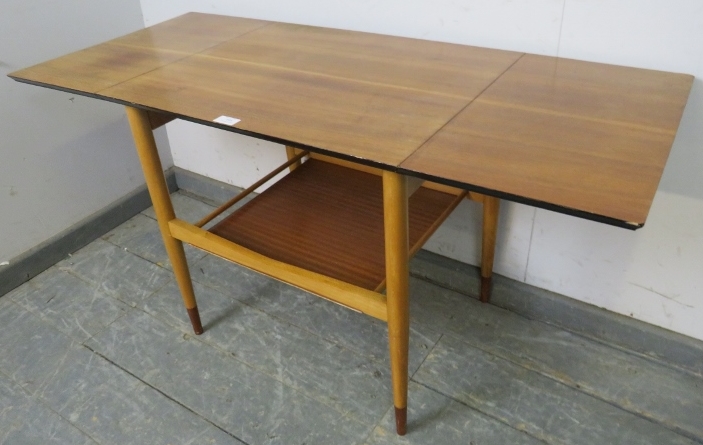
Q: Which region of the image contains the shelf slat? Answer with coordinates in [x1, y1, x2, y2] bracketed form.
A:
[209, 160, 462, 291]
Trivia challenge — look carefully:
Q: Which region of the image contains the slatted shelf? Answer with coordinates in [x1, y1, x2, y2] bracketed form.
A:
[208, 159, 463, 291]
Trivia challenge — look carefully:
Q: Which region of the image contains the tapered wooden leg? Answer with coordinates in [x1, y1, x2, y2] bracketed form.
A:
[383, 171, 410, 436]
[480, 196, 500, 303]
[285, 146, 302, 172]
[125, 106, 203, 335]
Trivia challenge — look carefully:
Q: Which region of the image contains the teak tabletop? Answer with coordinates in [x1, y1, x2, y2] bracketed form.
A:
[9, 12, 695, 437]
[9, 12, 693, 228]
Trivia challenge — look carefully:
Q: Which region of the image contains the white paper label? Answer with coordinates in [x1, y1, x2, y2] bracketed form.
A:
[213, 115, 241, 126]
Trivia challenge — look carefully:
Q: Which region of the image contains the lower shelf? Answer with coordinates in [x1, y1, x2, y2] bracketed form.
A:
[208, 159, 463, 291]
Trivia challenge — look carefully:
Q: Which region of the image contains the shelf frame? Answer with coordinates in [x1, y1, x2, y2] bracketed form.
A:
[125, 105, 498, 437]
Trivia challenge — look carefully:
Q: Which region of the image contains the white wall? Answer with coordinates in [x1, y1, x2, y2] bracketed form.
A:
[0, 0, 172, 265]
[139, 1, 703, 341]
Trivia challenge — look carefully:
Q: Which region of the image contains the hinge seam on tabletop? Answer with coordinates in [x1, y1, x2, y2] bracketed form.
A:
[396, 53, 526, 168]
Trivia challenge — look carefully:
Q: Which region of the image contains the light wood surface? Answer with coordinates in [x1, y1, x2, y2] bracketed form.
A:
[480, 196, 500, 303]
[307, 153, 475, 201]
[401, 55, 693, 225]
[382, 170, 410, 435]
[10, 14, 267, 94]
[9, 13, 692, 226]
[285, 146, 303, 172]
[203, 22, 522, 99]
[169, 219, 389, 321]
[309, 152, 384, 176]
[10, 43, 184, 93]
[97, 54, 470, 166]
[125, 106, 203, 335]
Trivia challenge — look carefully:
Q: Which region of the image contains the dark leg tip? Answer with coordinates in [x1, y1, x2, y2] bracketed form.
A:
[187, 306, 204, 335]
[480, 276, 492, 303]
[395, 406, 407, 436]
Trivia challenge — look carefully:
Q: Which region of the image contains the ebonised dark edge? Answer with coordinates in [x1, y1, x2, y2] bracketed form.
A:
[395, 166, 644, 230]
[8, 75, 644, 231]
[7, 76, 396, 171]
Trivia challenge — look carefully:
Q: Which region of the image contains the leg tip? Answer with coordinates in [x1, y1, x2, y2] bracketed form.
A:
[480, 276, 492, 303]
[395, 406, 407, 436]
[187, 306, 204, 335]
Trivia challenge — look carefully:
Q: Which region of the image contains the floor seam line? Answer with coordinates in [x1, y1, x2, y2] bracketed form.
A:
[132, 304, 374, 426]
[100, 236, 175, 271]
[187, 268, 398, 365]
[409, 332, 443, 380]
[413, 327, 703, 444]
[409, 380, 552, 444]
[0, 355, 103, 444]
[360, 404, 394, 444]
[411, 267, 703, 379]
[81, 343, 254, 445]
[189, 277, 344, 349]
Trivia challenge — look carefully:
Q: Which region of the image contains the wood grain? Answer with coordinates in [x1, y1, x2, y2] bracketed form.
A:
[9, 13, 267, 93]
[480, 196, 499, 303]
[285, 146, 303, 172]
[9, 43, 186, 93]
[113, 13, 268, 54]
[204, 22, 521, 99]
[479, 55, 694, 132]
[9, 14, 694, 225]
[125, 106, 203, 334]
[98, 54, 468, 166]
[169, 219, 389, 321]
[382, 170, 410, 435]
[402, 55, 694, 224]
[209, 160, 460, 291]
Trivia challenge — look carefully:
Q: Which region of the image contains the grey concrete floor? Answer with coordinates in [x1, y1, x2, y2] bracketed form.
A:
[1, 191, 702, 444]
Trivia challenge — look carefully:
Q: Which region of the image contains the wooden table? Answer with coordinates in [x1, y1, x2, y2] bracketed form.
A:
[9, 13, 693, 436]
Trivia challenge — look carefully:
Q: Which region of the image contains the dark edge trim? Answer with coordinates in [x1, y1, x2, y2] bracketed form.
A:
[187, 306, 204, 335]
[7, 76, 644, 230]
[394, 406, 407, 436]
[0, 169, 177, 298]
[395, 166, 644, 230]
[7, 77, 394, 172]
[410, 249, 703, 378]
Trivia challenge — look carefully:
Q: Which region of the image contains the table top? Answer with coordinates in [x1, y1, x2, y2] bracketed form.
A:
[9, 13, 693, 228]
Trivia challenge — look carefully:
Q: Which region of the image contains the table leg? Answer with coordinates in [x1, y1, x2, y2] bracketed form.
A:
[285, 146, 302, 172]
[125, 106, 203, 335]
[480, 196, 500, 303]
[382, 171, 410, 436]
